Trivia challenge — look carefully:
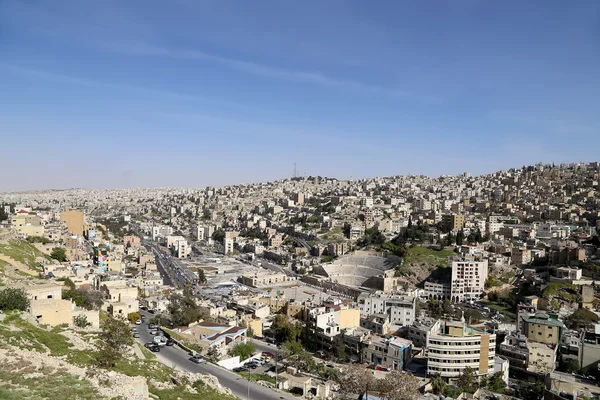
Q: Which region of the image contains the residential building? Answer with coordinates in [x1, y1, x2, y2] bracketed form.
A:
[521, 312, 564, 346]
[358, 293, 416, 326]
[224, 237, 234, 255]
[426, 320, 497, 382]
[450, 258, 489, 302]
[175, 321, 247, 358]
[59, 208, 85, 236]
[424, 281, 451, 300]
[442, 214, 465, 232]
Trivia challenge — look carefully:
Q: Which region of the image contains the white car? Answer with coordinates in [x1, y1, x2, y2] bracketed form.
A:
[154, 336, 167, 347]
[135, 319, 142, 325]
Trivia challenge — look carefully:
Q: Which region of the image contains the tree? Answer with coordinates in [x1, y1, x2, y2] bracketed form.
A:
[376, 370, 421, 400]
[520, 381, 545, 400]
[206, 346, 219, 362]
[98, 315, 133, 367]
[484, 371, 506, 393]
[272, 314, 302, 343]
[565, 308, 599, 330]
[211, 229, 226, 243]
[127, 312, 141, 324]
[442, 299, 453, 315]
[430, 373, 446, 395]
[74, 314, 91, 328]
[282, 340, 304, 356]
[456, 229, 464, 246]
[333, 339, 346, 361]
[336, 364, 377, 399]
[456, 366, 476, 391]
[50, 247, 67, 262]
[167, 289, 205, 327]
[62, 288, 104, 310]
[0, 288, 29, 311]
[0, 205, 7, 221]
[286, 350, 315, 373]
[197, 269, 207, 284]
[230, 342, 256, 361]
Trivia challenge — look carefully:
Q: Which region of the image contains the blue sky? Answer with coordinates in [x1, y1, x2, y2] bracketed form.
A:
[1, 0, 599, 191]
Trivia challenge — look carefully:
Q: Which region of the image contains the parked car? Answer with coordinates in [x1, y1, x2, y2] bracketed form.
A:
[148, 323, 156, 329]
[135, 319, 142, 325]
[149, 329, 157, 335]
[154, 336, 168, 346]
[233, 367, 248, 373]
[189, 355, 205, 364]
[148, 343, 161, 352]
[261, 352, 275, 358]
[140, 315, 146, 322]
[144, 342, 156, 348]
[133, 332, 140, 338]
[166, 338, 175, 346]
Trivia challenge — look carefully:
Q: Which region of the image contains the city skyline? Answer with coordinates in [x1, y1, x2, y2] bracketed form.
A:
[1, 0, 599, 191]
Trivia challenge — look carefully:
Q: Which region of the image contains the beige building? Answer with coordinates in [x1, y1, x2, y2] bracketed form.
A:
[239, 271, 295, 287]
[450, 258, 488, 303]
[442, 214, 465, 232]
[522, 312, 564, 346]
[60, 208, 85, 236]
[427, 320, 497, 382]
[11, 212, 44, 236]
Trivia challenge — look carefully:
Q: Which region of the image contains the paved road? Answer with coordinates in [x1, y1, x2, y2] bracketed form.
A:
[135, 313, 295, 400]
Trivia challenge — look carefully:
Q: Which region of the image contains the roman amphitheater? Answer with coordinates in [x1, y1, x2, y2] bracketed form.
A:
[313, 250, 400, 288]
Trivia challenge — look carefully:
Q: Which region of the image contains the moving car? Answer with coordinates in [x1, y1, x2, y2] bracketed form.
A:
[189, 355, 204, 364]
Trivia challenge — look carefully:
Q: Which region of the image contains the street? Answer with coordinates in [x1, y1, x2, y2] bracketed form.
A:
[135, 312, 297, 400]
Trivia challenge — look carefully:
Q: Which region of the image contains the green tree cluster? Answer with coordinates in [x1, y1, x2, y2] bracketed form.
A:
[167, 288, 205, 326]
[211, 228, 226, 243]
[26, 236, 51, 244]
[0, 288, 29, 311]
[98, 315, 133, 367]
[62, 288, 104, 310]
[271, 314, 302, 343]
[50, 247, 67, 262]
[230, 342, 256, 361]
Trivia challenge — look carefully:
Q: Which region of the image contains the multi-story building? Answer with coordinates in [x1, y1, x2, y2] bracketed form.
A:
[521, 312, 564, 346]
[60, 208, 85, 236]
[442, 214, 465, 232]
[304, 304, 360, 352]
[424, 281, 451, 300]
[327, 242, 348, 257]
[358, 293, 416, 326]
[450, 258, 488, 302]
[427, 320, 497, 382]
[224, 237, 234, 255]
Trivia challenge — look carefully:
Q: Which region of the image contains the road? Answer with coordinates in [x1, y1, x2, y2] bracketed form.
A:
[135, 312, 295, 400]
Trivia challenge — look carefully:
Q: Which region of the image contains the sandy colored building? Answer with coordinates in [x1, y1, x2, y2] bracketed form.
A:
[60, 208, 85, 236]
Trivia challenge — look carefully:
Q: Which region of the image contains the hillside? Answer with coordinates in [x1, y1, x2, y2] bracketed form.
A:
[0, 311, 236, 400]
[395, 246, 455, 286]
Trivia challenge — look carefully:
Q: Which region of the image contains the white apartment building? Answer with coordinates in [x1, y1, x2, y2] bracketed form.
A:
[427, 320, 497, 382]
[424, 281, 451, 300]
[358, 293, 416, 326]
[450, 258, 488, 303]
[224, 237, 234, 255]
[362, 197, 374, 208]
[194, 225, 205, 241]
[152, 225, 174, 241]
